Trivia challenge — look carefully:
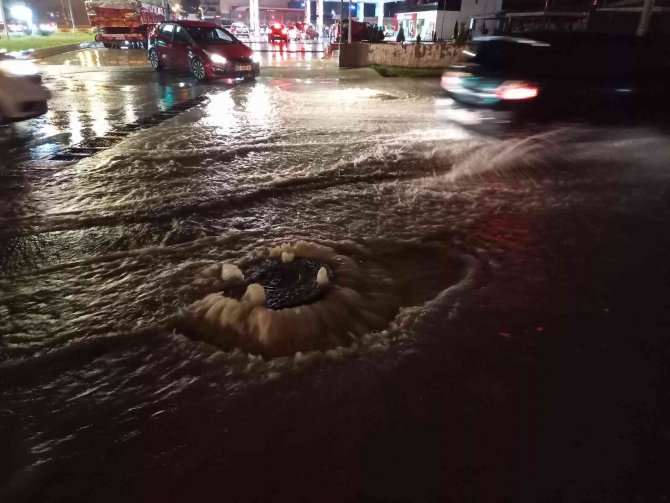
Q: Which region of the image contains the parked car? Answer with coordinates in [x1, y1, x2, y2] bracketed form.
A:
[267, 22, 289, 42]
[440, 32, 670, 130]
[230, 22, 249, 38]
[148, 20, 260, 81]
[295, 21, 319, 40]
[0, 54, 51, 123]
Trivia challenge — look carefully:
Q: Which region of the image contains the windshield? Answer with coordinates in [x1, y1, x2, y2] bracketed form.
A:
[185, 26, 237, 44]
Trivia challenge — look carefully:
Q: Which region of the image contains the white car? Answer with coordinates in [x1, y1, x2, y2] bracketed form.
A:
[231, 22, 249, 37]
[0, 54, 50, 123]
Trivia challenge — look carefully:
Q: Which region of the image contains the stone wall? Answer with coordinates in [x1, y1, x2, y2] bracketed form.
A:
[339, 42, 461, 69]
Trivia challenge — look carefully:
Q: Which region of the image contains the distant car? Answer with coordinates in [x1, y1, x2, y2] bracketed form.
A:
[230, 22, 249, 37]
[0, 54, 51, 123]
[148, 20, 260, 81]
[286, 24, 298, 40]
[36, 22, 57, 36]
[267, 22, 289, 42]
[295, 21, 319, 40]
[440, 32, 670, 130]
[6, 21, 30, 34]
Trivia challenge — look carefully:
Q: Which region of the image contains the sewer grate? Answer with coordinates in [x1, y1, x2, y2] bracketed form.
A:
[76, 137, 123, 148]
[50, 152, 92, 161]
[48, 96, 207, 161]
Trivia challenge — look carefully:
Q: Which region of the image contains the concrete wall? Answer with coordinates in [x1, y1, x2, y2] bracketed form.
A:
[340, 42, 461, 68]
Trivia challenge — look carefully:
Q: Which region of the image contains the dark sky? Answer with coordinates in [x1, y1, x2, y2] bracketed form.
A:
[12, 0, 90, 24]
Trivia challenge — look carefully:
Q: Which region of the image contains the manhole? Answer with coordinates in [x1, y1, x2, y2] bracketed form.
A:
[222, 258, 333, 310]
[177, 241, 400, 358]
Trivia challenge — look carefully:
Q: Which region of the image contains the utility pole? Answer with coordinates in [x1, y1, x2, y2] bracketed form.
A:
[439, 0, 447, 41]
[636, 0, 654, 36]
[347, 0, 352, 42]
[0, 0, 10, 39]
[339, 0, 343, 44]
[67, 0, 77, 33]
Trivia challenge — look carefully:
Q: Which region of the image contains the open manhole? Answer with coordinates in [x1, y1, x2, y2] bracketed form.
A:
[177, 241, 400, 358]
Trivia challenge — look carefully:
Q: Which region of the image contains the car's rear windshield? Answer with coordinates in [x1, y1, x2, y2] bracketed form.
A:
[185, 26, 237, 44]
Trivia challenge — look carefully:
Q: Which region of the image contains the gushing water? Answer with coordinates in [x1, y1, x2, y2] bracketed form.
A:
[2, 63, 670, 501]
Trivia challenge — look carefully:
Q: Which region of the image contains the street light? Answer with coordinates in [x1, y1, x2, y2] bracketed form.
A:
[11, 4, 33, 27]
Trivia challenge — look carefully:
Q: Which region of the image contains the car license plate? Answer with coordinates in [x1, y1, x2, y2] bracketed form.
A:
[236, 65, 252, 71]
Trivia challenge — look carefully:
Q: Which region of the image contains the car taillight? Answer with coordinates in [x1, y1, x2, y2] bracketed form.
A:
[282, 28, 287, 34]
[495, 81, 539, 100]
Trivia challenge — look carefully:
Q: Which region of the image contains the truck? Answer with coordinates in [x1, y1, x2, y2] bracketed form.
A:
[85, 0, 168, 48]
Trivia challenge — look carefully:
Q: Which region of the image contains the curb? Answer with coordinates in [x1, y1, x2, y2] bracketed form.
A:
[29, 43, 87, 60]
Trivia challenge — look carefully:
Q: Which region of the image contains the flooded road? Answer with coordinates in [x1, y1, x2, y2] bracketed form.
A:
[2, 48, 670, 502]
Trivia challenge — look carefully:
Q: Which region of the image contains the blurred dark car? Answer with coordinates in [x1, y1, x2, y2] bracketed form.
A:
[268, 22, 289, 42]
[148, 20, 260, 81]
[440, 32, 670, 130]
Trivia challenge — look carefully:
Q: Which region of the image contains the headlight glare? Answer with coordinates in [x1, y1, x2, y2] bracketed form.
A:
[0, 59, 40, 76]
[207, 52, 227, 65]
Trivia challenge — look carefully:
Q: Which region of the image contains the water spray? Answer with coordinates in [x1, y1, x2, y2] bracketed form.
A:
[178, 241, 400, 358]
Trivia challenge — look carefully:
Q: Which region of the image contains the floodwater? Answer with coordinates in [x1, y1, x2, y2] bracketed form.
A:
[2, 49, 670, 502]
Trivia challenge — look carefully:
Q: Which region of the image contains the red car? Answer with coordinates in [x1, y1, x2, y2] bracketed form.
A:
[295, 21, 319, 40]
[267, 22, 289, 42]
[148, 20, 260, 81]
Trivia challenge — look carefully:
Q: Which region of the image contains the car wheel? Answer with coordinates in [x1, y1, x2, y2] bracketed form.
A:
[191, 57, 207, 81]
[149, 48, 162, 70]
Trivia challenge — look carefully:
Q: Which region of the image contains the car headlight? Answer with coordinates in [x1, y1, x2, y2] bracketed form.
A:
[206, 52, 228, 65]
[0, 59, 40, 76]
[251, 52, 261, 63]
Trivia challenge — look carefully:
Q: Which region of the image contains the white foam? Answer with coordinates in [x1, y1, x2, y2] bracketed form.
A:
[243, 283, 266, 307]
[221, 263, 244, 282]
[316, 267, 329, 285]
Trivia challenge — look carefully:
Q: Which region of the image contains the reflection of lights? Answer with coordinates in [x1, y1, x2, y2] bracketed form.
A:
[68, 108, 83, 145]
[84, 80, 110, 136]
[204, 91, 237, 133]
[246, 84, 276, 127]
[124, 103, 138, 124]
[164, 86, 175, 108]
